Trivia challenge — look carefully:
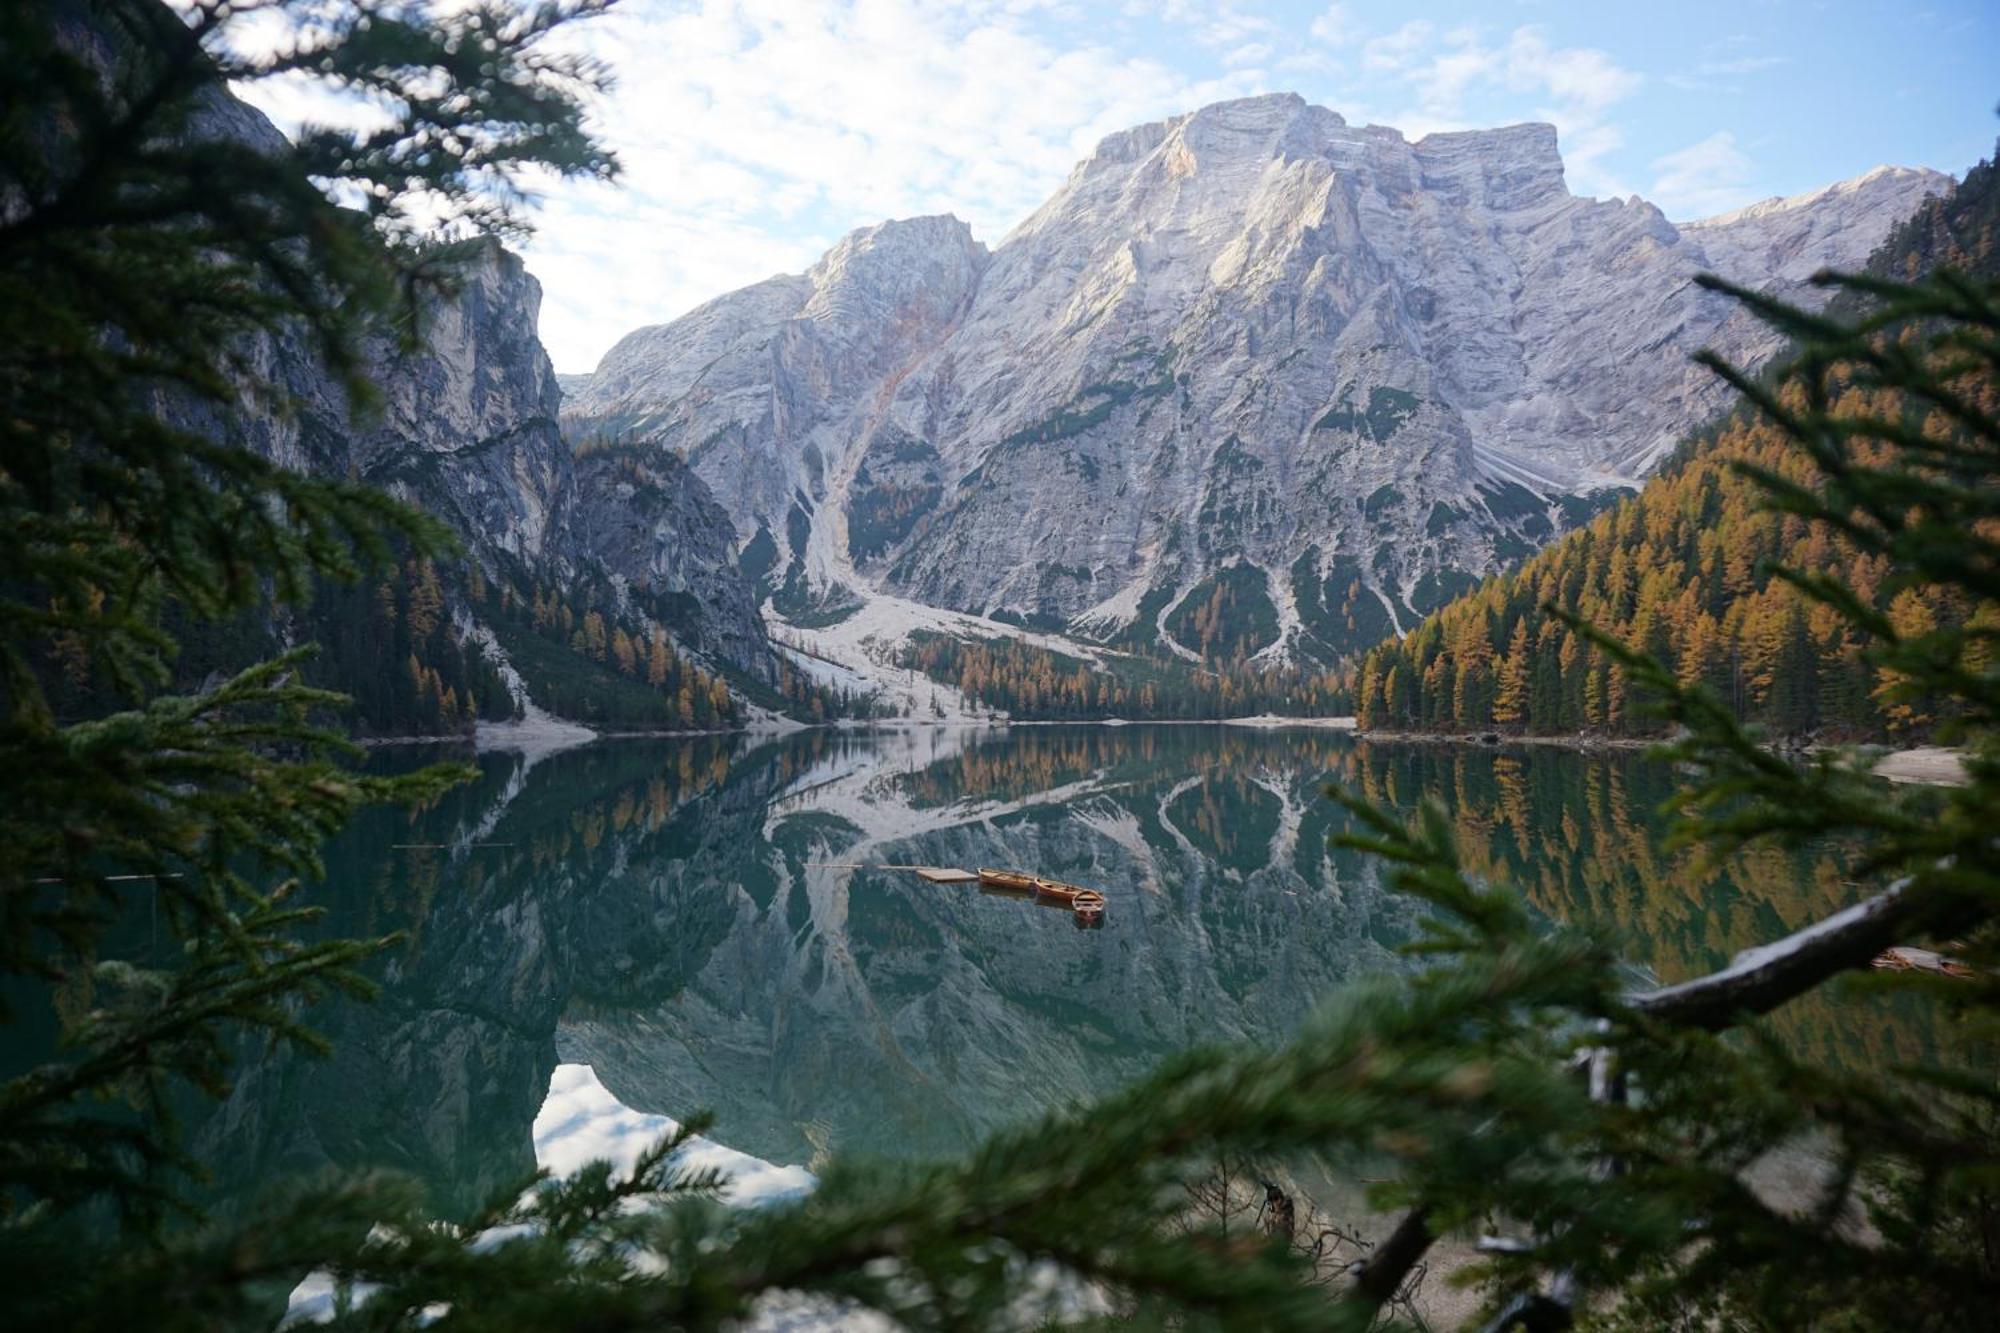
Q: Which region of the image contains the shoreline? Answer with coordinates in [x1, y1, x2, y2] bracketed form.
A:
[1353, 728, 1653, 751]
[1354, 727, 1971, 786]
[348, 716, 1969, 791]
[351, 712, 1365, 748]
[1869, 745, 1968, 787]
[1002, 714, 1356, 730]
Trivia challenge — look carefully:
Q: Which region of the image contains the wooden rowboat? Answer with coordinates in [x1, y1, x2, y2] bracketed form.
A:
[1872, 946, 1976, 978]
[1029, 877, 1100, 909]
[1062, 886, 1107, 929]
[979, 868, 1107, 926]
[815, 864, 1106, 925]
[978, 867, 1038, 894]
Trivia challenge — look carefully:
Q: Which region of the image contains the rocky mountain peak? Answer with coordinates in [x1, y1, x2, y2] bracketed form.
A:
[1166, 91, 1324, 164]
[1687, 163, 1949, 228]
[1681, 162, 1955, 313]
[1075, 93, 1323, 173]
[801, 213, 987, 331]
[809, 213, 984, 273]
[563, 95, 1952, 668]
[1412, 121, 1568, 211]
[1070, 97, 1565, 209]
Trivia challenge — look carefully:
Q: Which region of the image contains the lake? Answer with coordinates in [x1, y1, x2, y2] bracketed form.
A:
[170, 724, 1914, 1221]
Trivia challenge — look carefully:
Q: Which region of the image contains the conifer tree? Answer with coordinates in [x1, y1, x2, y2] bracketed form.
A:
[1493, 619, 1531, 728]
[1, 0, 615, 1229]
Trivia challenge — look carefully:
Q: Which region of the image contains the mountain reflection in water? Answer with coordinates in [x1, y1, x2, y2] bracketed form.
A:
[176, 725, 1911, 1221]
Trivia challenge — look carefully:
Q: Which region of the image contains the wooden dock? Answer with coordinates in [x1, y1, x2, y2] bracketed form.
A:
[806, 863, 978, 883]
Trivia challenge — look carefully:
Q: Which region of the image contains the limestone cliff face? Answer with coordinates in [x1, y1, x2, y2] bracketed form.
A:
[569, 446, 771, 679]
[364, 251, 775, 683]
[570, 216, 989, 618]
[356, 248, 576, 566]
[569, 94, 1949, 661]
[145, 44, 777, 698]
[189, 233, 775, 689]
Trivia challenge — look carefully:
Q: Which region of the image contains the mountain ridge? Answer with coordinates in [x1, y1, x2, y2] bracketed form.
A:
[566, 93, 1949, 672]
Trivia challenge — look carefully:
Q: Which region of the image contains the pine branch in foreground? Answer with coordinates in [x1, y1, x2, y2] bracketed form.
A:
[1350, 264, 2000, 1330]
[1, 0, 615, 1230]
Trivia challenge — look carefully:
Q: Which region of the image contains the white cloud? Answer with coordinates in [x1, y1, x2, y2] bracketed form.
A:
[1307, 3, 1358, 48]
[1650, 130, 1758, 218]
[1514, 32, 1643, 117]
[509, 0, 1263, 369]
[1697, 54, 1789, 77]
[1665, 52, 1790, 93]
[1362, 19, 1433, 72]
[1123, 0, 1272, 50]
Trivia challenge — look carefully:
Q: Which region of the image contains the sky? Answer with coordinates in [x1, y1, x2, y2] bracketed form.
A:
[244, 1, 2000, 372]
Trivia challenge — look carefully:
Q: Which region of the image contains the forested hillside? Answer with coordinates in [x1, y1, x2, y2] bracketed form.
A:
[1349, 144, 1995, 741]
[1856, 146, 1999, 285]
[41, 546, 882, 737]
[897, 631, 1349, 721]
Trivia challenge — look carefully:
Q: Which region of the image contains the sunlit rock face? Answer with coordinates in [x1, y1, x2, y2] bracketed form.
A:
[569, 93, 1947, 660]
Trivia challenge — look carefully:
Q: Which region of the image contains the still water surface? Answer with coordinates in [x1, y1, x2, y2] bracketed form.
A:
[178, 724, 1908, 1218]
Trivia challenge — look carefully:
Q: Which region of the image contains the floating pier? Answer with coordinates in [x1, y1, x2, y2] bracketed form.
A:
[912, 866, 980, 885]
[806, 863, 978, 883]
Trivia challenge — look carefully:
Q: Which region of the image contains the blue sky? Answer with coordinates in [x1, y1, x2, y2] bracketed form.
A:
[472, 0, 1999, 371]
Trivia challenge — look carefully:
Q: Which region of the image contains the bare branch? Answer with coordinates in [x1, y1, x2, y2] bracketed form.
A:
[1345, 1204, 1435, 1310]
[1630, 878, 1919, 1031]
[1348, 876, 1943, 1313]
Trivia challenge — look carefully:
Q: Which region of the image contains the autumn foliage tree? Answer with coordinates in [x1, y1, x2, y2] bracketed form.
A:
[899, 631, 1350, 720]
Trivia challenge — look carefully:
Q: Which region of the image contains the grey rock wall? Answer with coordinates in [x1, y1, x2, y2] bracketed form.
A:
[569, 93, 1949, 661]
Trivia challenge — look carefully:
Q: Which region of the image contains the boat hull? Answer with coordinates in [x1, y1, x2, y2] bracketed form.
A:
[979, 868, 1106, 924]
